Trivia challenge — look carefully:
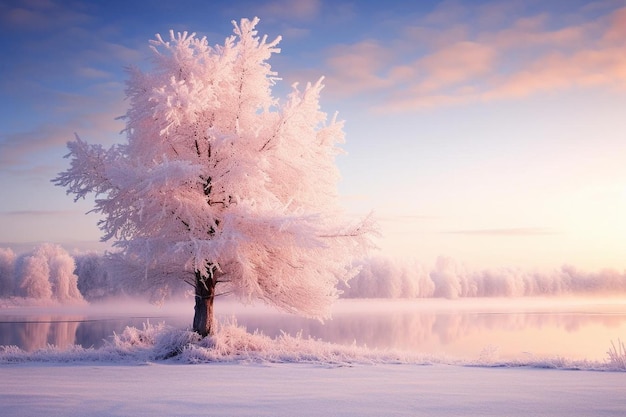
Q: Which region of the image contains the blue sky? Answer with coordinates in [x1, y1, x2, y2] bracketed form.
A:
[1, 0, 625, 270]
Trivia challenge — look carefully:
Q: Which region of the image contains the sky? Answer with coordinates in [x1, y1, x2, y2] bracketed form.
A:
[0, 0, 625, 271]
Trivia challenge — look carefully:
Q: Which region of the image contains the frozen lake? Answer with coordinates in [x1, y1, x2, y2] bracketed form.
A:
[2, 297, 626, 362]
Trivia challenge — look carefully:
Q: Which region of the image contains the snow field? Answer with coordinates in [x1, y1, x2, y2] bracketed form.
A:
[1, 362, 626, 417]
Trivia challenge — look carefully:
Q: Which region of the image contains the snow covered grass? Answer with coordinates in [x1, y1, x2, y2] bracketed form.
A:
[0, 320, 424, 366]
[3, 319, 626, 416]
[1, 320, 625, 371]
[607, 339, 626, 370]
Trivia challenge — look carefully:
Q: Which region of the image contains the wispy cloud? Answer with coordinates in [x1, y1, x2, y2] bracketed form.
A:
[319, 3, 626, 112]
[379, 214, 440, 223]
[256, 0, 321, 21]
[423, 0, 469, 25]
[0, 123, 71, 167]
[0, 0, 91, 31]
[0, 1, 141, 179]
[324, 41, 393, 96]
[0, 210, 81, 217]
[76, 66, 112, 79]
[415, 41, 495, 91]
[445, 227, 560, 236]
[0, 99, 125, 170]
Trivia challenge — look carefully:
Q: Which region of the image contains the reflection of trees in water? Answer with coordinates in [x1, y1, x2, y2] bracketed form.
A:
[230, 310, 626, 351]
[3, 317, 188, 351]
[19, 321, 52, 351]
[45, 320, 79, 350]
[2, 308, 626, 352]
[75, 319, 134, 348]
[0, 317, 82, 351]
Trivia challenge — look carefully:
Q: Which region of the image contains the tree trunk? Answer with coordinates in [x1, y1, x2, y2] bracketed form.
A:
[193, 270, 215, 337]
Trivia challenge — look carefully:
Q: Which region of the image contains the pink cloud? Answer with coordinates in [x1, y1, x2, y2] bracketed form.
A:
[603, 7, 626, 42]
[412, 41, 496, 93]
[480, 14, 587, 50]
[322, 38, 494, 101]
[484, 44, 626, 101]
[370, 4, 626, 112]
[377, 93, 474, 113]
[368, 41, 494, 111]
[323, 41, 393, 96]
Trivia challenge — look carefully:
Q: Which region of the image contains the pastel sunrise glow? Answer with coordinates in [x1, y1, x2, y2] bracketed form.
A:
[2, 4, 626, 417]
[1, 0, 625, 271]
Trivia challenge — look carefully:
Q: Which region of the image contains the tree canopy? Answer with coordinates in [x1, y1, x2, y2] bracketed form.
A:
[53, 18, 375, 333]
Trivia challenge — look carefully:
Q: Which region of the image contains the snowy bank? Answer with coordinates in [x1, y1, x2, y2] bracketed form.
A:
[2, 362, 626, 417]
[2, 321, 626, 371]
[2, 322, 626, 416]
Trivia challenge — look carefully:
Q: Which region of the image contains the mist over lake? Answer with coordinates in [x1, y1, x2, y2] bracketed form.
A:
[3, 297, 625, 362]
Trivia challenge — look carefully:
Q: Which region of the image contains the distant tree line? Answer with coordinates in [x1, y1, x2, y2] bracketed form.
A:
[341, 256, 626, 298]
[0, 244, 84, 303]
[0, 244, 187, 303]
[2, 245, 626, 304]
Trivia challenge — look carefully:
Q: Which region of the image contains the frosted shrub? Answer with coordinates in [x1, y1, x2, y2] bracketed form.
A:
[153, 327, 202, 359]
[106, 321, 167, 361]
[607, 339, 626, 370]
[181, 321, 418, 365]
[210, 320, 273, 355]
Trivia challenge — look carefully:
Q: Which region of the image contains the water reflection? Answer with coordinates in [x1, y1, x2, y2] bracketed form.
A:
[0, 316, 157, 352]
[1, 299, 626, 360]
[232, 307, 626, 360]
[0, 316, 83, 351]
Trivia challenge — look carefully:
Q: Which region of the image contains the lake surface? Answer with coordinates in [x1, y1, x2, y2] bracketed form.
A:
[1, 297, 626, 361]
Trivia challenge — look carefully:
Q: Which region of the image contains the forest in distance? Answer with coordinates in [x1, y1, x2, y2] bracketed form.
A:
[1, 243, 626, 305]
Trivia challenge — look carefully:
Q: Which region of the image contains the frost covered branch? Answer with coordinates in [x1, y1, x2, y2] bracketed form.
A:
[52, 17, 375, 336]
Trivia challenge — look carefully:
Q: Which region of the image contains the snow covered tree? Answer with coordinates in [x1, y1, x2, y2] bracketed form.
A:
[74, 253, 119, 301]
[0, 247, 15, 297]
[53, 18, 375, 337]
[12, 244, 84, 302]
[17, 251, 53, 300]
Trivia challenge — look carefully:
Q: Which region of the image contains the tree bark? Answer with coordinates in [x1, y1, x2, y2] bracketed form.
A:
[192, 270, 215, 337]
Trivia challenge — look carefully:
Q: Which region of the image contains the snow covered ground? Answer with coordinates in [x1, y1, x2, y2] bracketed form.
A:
[2, 362, 626, 417]
[1, 320, 626, 417]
